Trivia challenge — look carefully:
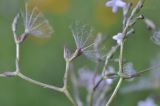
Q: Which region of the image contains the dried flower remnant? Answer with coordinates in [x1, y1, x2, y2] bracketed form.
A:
[64, 46, 71, 61]
[137, 97, 157, 106]
[105, 0, 126, 13]
[70, 22, 94, 49]
[20, 3, 53, 39]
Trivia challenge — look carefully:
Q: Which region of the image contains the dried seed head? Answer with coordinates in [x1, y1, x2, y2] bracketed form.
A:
[21, 3, 53, 38]
[64, 46, 71, 60]
[70, 22, 107, 62]
[70, 21, 94, 49]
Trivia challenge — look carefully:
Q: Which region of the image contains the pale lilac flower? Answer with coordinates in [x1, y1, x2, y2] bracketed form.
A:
[144, 18, 156, 30]
[151, 30, 160, 45]
[105, 0, 126, 13]
[103, 66, 115, 83]
[112, 33, 123, 45]
[123, 62, 136, 77]
[78, 67, 113, 92]
[138, 97, 157, 106]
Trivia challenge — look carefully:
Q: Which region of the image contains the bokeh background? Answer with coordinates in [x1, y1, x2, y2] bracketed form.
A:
[0, 0, 160, 106]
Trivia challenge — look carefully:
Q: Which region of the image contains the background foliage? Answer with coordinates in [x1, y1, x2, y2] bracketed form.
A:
[0, 0, 160, 106]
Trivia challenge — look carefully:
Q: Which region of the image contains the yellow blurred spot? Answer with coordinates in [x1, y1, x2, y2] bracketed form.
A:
[95, 2, 118, 27]
[28, 0, 71, 14]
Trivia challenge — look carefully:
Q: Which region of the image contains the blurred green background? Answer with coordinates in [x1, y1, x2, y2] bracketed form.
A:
[0, 0, 160, 106]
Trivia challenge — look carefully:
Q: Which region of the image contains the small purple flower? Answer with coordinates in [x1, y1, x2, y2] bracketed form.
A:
[105, 0, 126, 13]
[78, 67, 113, 92]
[123, 62, 136, 77]
[151, 30, 160, 45]
[138, 97, 157, 106]
[112, 33, 123, 45]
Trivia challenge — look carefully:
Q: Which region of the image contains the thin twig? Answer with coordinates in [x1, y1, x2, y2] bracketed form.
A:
[106, 39, 125, 106]
[63, 61, 70, 89]
[17, 72, 63, 92]
[106, 78, 123, 106]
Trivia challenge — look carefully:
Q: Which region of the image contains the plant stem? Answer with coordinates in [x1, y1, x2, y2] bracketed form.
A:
[63, 89, 77, 106]
[102, 45, 119, 74]
[17, 72, 63, 92]
[63, 61, 70, 88]
[63, 61, 77, 105]
[106, 78, 123, 106]
[15, 43, 20, 73]
[106, 41, 125, 106]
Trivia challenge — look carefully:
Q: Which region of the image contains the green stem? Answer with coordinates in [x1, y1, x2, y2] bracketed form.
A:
[106, 78, 123, 106]
[63, 61, 70, 88]
[64, 89, 77, 106]
[17, 72, 63, 92]
[106, 42, 125, 106]
[63, 59, 77, 106]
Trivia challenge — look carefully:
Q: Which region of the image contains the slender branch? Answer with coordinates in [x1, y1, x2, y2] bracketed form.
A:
[17, 72, 63, 92]
[63, 49, 82, 106]
[63, 61, 70, 89]
[15, 43, 20, 73]
[106, 78, 123, 106]
[102, 45, 119, 74]
[106, 40, 125, 106]
[63, 89, 77, 106]
[62, 60, 77, 105]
